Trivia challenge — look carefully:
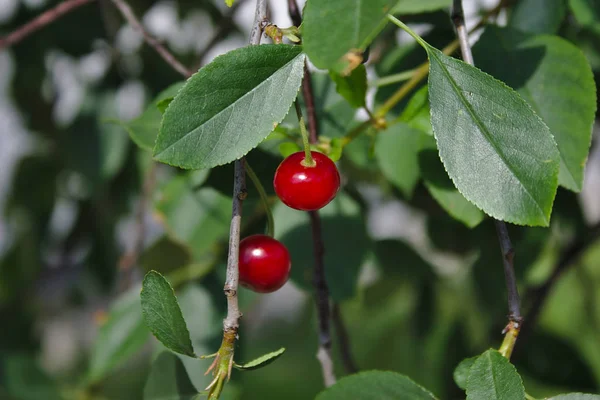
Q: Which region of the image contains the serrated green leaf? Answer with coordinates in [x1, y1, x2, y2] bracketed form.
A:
[453, 356, 478, 390]
[302, 0, 399, 72]
[316, 371, 437, 400]
[375, 123, 421, 197]
[87, 287, 149, 384]
[154, 45, 305, 170]
[549, 395, 600, 399]
[125, 83, 184, 151]
[141, 271, 196, 358]
[330, 65, 367, 108]
[143, 352, 199, 400]
[473, 26, 597, 192]
[274, 193, 369, 301]
[509, 0, 566, 34]
[234, 348, 286, 370]
[419, 137, 484, 228]
[393, 0, 450, 14]
[424, 44, 559, 226]
[466, 349, 525, 400]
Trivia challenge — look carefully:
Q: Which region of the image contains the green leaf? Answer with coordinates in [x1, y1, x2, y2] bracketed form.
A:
[393, 0, 451, 14]
[419, 138, 485, 228]
[125, 83, 184, 151]
[473, 26, 597, 192]
[569, 0, 600, 33]
[302, 0, 399, 72]
[154, 45, 305, 170]
[141, 271, 196, 358]
[87, 287, 150, 383]
[234, 348, 286, 370]
[398, 86, 433, 136]
[274, 193, 369, 301]
[4, 355, 63, 400]
[424, 43, 559, 226]
[466, 349, 525, 400]
[549, 395, 600, 399]
[157, 97, 175, 114]
[316, 371, 437, 400]
[156, 176, 231, 262]
[140, 236, 192, 274]
[374, 123, 421, 198]
[279, 142, 301, 158]
[453, 356, 478, 390]
[330, 65, 367, 108]
[509, 0, 567, 34]
[143, 352, 199, 400]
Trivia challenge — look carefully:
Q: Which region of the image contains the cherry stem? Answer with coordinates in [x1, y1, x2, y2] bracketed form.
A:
[294, 101, 316, 167]
[245, 162, 275, 238]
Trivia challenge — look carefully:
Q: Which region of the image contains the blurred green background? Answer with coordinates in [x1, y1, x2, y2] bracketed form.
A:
[1, 0, 600, 399]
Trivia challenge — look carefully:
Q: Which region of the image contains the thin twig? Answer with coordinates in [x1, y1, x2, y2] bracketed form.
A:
[521, 222, 600, 342]
[332, 303, 359, 374]
[451, 0, 523, 356]
[0, 0, 96, 50]
[288, 0, 338, 386]
[109, 0, 193, 77]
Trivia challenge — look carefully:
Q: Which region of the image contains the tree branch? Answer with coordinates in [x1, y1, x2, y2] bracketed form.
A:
[288, 0, 341, 386]
[0, 0, 96, 50]
[332, 303, 359, 374]
[451, 0, 523, 356]
[109, 0, 193, 77]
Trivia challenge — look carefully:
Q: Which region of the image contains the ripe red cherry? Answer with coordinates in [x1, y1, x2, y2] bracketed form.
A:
[238, 235, 291, 293]
[273, 151, 340, 211]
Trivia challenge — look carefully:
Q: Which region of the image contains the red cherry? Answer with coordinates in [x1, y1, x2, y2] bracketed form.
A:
[273, 151, 340, 211]
[238, 235, 291, 293]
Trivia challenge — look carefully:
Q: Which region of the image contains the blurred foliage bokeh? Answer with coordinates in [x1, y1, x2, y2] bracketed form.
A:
[1, 0, 600, 399]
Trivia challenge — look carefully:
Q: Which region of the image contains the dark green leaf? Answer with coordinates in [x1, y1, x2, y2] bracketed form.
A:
[393, 0, 450, 14]
[87, 287, 150, 383]
[473, 26, 597, 192]
[466, 349, 525, 400]
[154, 45, 305, 170]
[140, 271, 196, 357]
[302, 0, 399, 72]
[549, 395, 600, 399]
[316, 371, 437, 400]
[143, 352, 199, 400]
[509, 0, 567, 34]
[330, 65, 367, 108]
[140, 236, 192, 274]
[425, 43, 559, 226]
[234, 348, 286, 370]
[453, 356, 478, 390]
[374, 239, 434, 281]
[375, 123, 422, 198]
[419, 136, 484, 228]
[275, 193, 369, 300]
[125, 83, 184, 151]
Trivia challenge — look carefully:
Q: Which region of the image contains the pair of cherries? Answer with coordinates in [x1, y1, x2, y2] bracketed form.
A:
[239, 151, 340, 293]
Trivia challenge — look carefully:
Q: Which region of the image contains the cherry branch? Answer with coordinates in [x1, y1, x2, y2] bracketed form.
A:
[109, 0, 192, 77]
[451, 0, 523, 358]
[288, 0, 340, 386]
[0, 0, 96, 50]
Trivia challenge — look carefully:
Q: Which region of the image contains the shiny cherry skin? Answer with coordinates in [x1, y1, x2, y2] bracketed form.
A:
[238, 235, 291, 293]
[273, 151, 340, 211]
